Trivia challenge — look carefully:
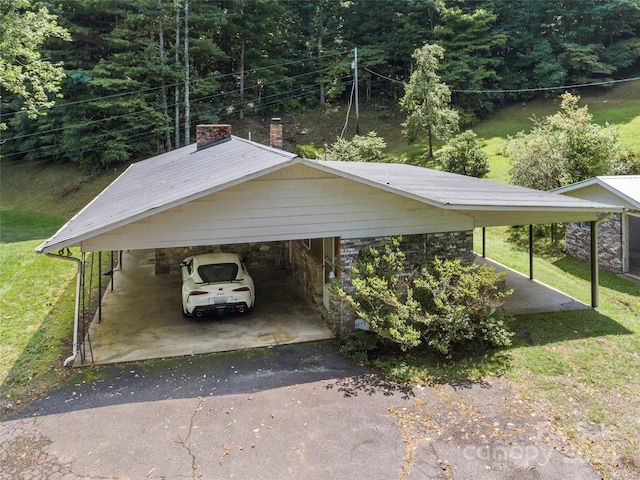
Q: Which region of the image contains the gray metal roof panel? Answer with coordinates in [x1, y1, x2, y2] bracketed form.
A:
[36, 137, 297, 252]
[310, 161, 623, 211]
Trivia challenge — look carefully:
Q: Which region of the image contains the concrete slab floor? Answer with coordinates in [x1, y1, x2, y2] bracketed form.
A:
[79, 249, 334, 366]
[475, 255, 590, 315]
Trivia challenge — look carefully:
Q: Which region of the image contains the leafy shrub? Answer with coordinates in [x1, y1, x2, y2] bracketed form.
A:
[437, 130, 489, 178]
[295, 143, 325, 159]
[334, 237, 513, 357]
[329, 131, 387, 162]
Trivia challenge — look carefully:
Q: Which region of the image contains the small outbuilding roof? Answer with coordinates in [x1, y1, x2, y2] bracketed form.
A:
[36, 136, 624, 254]
[553, 175, 640, 210]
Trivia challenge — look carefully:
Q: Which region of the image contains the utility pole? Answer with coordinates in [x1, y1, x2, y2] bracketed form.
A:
[353, 47, 360, 135]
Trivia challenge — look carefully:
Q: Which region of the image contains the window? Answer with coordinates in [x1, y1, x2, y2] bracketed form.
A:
[580, 221, 591, 231]
[198, 263, 238, 283]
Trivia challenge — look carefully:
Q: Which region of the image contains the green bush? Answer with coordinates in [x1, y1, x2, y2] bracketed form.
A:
[294, 143, 325, 159]
[329, 131, 387, 162]
[335, 237, 514, 357]
[437, 130, 489, 178]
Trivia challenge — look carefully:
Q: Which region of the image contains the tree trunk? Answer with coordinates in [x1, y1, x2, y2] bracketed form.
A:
[239, 38, 245, 121]
[158, 0, 171, 151]
[428, 124, 434, 158]
[318, 18, 324, 106]
[174, 1, 180, 148]
[184, 0, 190, 144]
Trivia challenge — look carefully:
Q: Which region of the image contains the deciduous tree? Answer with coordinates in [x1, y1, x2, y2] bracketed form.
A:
[438, 130, 489, 178]
[399, 44, 459, 158]
[508, 93, 624, 190]
[0, 0, 70, 129]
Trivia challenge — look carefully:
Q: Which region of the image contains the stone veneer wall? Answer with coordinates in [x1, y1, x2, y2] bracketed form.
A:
[290, 240, 324, 314]
[565, 213, 623, 273]
[155, 241, 290, 275]
[334, 231, 475, 329]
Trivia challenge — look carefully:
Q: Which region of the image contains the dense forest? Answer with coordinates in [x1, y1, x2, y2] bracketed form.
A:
[1, 0, 639, 172]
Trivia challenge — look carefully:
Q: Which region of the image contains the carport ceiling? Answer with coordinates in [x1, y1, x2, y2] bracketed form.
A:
[36, 135, 623, 254]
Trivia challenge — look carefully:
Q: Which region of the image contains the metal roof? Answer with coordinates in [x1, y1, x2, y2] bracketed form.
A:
[36, 138, 624, 254]
[311, 161, 622, 211]
[553, 175, 640, 210]
[36, 137, 297, 253]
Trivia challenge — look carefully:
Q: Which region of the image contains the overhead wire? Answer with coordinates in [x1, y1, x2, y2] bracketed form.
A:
[363, 66, 640, 93]
[2, 62, 350, 143]
[7, 51, 639, 168]
[0, 50, 347, 121]
[1, 73, 353, 167]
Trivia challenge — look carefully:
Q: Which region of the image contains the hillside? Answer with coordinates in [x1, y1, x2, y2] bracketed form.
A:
[2, 80, 639, 235]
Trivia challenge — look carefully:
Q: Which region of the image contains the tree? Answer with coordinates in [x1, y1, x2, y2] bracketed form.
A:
[493, 0, 640, 93]
[508, 93, 624, 190]
[329, 131, 386, 162]
[0, 0, 70, 129]
[438, 130, 489, 178]
[333, 237, 513, 356]
[399, 43, 459, 158]
[434, 4, 506, 121]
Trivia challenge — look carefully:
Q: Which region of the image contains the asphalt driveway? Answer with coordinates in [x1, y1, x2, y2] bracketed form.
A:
[1, 342, 601, 480]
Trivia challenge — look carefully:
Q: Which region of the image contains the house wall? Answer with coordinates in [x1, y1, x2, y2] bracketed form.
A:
[290, 239, 325, 314]
[565, 213, 623, 273]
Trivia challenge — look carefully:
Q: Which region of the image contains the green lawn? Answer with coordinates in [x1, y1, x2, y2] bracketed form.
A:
[0, 234, 77, 409]
[477, 227, 640, 479]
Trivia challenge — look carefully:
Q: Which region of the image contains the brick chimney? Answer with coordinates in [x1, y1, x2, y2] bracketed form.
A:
[196, 124, 231, 150]
[269, 118, 283, 149]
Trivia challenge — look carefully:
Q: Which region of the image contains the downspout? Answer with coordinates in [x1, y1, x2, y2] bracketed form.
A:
[45, 251, 82, 367]
[591, 212, 613, 308]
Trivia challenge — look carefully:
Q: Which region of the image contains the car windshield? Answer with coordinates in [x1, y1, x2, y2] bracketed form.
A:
[197, 263, 239, 283]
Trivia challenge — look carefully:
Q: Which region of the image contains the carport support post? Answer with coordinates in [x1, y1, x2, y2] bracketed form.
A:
[529, 225, 533, 280]
[98, 251, 102, 324]
[482, 227, 486, 257]
[591, 220, 599, 308]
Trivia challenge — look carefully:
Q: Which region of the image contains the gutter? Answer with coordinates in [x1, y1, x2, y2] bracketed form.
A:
[44, 250, 82, 367]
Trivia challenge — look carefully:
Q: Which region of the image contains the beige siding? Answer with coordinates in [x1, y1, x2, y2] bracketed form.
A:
[562, 184, 633, 209]
[81, 164, 474, 251]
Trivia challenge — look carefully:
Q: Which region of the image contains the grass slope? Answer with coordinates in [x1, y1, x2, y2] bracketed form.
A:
[1, 81, 639, 477]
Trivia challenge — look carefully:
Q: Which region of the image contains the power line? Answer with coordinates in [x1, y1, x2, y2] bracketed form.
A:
[451, 76, 640, 93]
[363, 66, 640, 93]
[2, 62, 350, 143]
[1, 74, 353, 168]
[0, 50, 348, 121]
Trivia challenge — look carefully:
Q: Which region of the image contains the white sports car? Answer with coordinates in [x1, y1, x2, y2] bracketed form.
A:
[181, 253, 255, 317]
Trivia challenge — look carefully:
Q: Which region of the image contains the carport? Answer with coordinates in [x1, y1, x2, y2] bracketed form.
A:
[82, 251, 589, 366]
[85, 249, 333, 365]
[36, 124, 623, 366]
